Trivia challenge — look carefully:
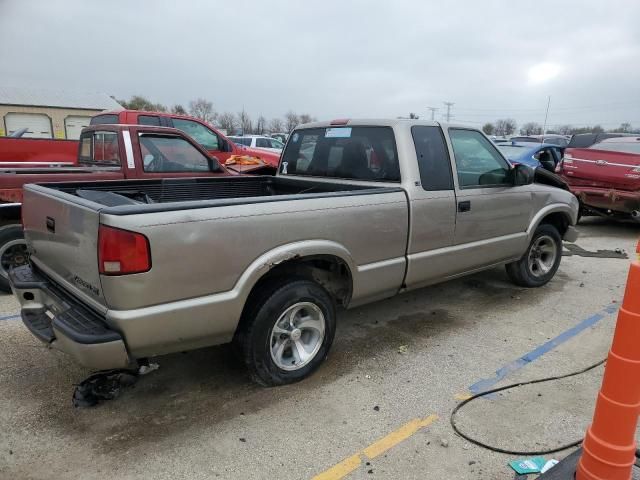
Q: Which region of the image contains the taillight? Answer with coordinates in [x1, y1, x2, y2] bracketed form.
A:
[98, 225, 150, 275]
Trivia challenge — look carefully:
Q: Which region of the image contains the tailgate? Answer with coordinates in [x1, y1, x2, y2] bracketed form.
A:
[563, 148, 640, 190]
[21, 185, 106, 309]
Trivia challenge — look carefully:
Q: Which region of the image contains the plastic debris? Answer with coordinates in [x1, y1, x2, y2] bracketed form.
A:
[138, 362, 159, 375]
[398, 345, 409, 354]
[540, 459, 559, 473]
[508, 457, 546, 474]
[440, 438, 449, 448]
[72, 369, 138, 408]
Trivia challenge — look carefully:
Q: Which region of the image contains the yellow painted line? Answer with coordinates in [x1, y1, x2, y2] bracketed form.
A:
[311, 454, 362, 480]
[311, 414, 438, 480]
[362, 415, 438, 459]
[454, 392, 473, 401]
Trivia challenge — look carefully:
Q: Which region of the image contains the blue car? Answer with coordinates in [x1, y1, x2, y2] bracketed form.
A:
[496, 141, 564, 172]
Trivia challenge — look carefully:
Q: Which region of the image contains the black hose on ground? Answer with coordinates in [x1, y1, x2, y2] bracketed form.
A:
[450, 359, 607, 456]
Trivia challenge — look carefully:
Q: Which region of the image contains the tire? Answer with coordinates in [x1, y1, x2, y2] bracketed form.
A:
[505, 224, 562, 288]
[0, 225, 28, 293]
[235, 278, 336, 386]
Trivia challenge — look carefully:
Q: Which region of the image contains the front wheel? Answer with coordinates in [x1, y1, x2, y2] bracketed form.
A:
[0, 225, 28, 293]
[505, 224, 562, 288]
[235, 279, 336, 386]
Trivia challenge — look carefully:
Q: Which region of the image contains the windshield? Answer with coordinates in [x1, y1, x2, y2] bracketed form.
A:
[590, 142, 640, 155]
[280, 126, 400, 182]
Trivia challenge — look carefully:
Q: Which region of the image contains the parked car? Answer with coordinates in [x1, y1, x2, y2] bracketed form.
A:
[510, 134, 570, 147]
[228, 134, 285, 153]
[556, 136, 640, 220]
[10, 119, 578, 386]
[269, 133, 289, 144]
[0, 124, 270, 291]
[567, 133, 634, 149]
[92, 111, 281, 167]
[497, 141, 564, 172]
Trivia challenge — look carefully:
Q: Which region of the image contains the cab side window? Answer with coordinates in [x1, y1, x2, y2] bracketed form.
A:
[449, 129, 510, 188]
[172, 118, 220, 151]
[411, 126, 453, 191]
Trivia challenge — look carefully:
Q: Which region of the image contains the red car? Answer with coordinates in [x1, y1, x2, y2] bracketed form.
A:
[556, 136, 640, 220]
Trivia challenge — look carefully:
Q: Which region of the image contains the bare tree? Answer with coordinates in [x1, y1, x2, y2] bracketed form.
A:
[616, 122, 632, 133]
[189, 98, 216, 124]
[408, 113, 419, 119]
[171, 104, 187, 115]
[520, 122, 543, 135]
[268, 118, 284, 133]
[284, 111, 299, 133]
[237, 110, 253, 134]
[494, 118, 517, 136]
[482, 123, 495, 135]
[217, 112, 236, 133]
[255, 115, 267, 135]
[557, 125, 573, 135]
[298, 113, 315, 124]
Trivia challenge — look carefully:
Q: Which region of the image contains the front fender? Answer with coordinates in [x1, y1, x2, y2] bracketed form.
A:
[527, 202, 578, 240]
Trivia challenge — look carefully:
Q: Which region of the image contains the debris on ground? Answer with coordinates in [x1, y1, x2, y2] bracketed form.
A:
[563, 243, 628, 259]
[138, 362, 159, 375]
[239, 438, 246, 443]
[508, 456, 546, 474]
[440, 438, 449, 448]
[397, 345, 408, 354]
[540, 459, 559, 473]
[373, 405, 380, 411]
[72, 369, 138, 408]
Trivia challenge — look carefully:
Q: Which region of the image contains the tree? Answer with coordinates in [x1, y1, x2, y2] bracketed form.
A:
[520, 122, 543, 135]
[217, 112, 236, 133]
[615, 122, 632, 133]
[494, 118, 517, 136]
[255, 115, 267, 135]
[189, 98, 216, 124]
[298, 113, 315, 124]
[237, 110, 253, 134]
[268, 118, 284, 133]
[118, 95, 166, 112]
[557, 125, 573, 135]
[408, 113, 419, 119]
[171, 104, 187, 115]
[592, 125, 604, 134]
[482, 123, 495, 135]
[284, 111, 299, 133]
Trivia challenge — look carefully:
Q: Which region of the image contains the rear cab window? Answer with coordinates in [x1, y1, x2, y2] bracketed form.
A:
[90, 114, 120, 125]
[280, 126, 400, 182]
[78, 131, 121, 166]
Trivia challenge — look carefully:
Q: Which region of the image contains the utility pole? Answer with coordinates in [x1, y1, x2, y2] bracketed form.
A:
[443, 102, 454, 122]
[427, 107, 438, 121]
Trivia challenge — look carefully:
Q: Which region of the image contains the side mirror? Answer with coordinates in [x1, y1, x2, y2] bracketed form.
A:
[511, 163, 535, 186]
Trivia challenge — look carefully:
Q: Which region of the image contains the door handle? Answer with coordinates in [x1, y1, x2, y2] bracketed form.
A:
[458, 200, 471, 213]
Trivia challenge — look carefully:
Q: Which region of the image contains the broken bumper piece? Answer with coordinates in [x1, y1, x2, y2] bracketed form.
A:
[9, 264, 131, 370]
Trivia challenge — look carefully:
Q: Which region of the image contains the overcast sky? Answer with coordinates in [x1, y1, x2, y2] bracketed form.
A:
[1, 0, 639, 129]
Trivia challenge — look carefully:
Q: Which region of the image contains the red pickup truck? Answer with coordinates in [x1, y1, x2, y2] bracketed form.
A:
[0, 123, 268, 291]
[0, 110, 280, 168]
[556, 136, 640, 220]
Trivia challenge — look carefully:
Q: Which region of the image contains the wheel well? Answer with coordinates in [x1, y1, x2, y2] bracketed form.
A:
[249, 255, 353, 308]
[539, 212, 570, 237]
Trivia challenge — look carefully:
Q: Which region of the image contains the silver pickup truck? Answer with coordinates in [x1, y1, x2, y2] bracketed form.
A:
[10, 119, 578, 386]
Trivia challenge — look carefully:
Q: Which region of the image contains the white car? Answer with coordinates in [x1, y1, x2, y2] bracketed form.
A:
[228, 135, 284, 153]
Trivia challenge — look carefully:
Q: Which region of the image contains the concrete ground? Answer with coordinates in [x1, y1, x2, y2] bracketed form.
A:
[0, 218, 638, 480]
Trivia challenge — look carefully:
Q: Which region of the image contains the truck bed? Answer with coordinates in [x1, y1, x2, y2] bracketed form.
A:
[36, 176, 401, 213]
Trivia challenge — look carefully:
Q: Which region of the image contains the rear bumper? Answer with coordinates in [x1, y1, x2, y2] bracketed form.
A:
[570, 185, 640, 213]
[9, 265, 131, 370]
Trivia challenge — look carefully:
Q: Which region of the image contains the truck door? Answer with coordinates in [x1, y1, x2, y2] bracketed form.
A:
[404, 125, 457, 289]
[448, 128, 531, 270]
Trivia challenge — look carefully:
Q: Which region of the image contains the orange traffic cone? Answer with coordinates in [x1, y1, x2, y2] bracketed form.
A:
[577, 240, 640, 479]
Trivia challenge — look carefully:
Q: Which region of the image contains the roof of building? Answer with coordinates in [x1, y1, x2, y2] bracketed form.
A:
[0, 85, 123, 111]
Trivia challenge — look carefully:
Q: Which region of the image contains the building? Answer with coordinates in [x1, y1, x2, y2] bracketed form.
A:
[0, 86, 122, 140]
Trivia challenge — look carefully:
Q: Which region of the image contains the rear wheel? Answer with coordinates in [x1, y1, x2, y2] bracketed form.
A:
[0, 225, 28, 293]
[235, 279, 336, 386]
[506, 224, 562, 287]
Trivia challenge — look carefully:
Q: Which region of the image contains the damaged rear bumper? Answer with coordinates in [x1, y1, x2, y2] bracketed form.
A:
[9, 264, 131, 370]
[571, 186, 640, 214]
